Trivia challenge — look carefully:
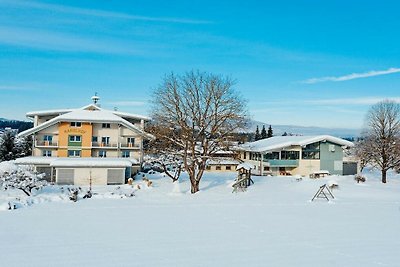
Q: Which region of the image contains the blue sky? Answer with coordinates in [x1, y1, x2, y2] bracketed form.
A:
[0, 0, 399, 129]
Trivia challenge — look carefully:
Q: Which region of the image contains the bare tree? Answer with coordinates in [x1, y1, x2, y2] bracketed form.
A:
[356, 100, 400, 183]
[150, 71, 248, 193]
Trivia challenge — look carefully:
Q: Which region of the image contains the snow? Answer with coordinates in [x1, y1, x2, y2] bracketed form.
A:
[1, 163, 400, 266]
[236, 162, 253, 170]
[237, 135, 354, 152]
[14, 156, 55, 165]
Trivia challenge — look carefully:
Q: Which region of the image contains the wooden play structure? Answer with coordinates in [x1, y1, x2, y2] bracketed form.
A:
[232, 163, 254, 193]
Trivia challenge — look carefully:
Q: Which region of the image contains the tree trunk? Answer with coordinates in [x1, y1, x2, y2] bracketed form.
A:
[190, 177, 200, 194]
[382, 169, 387, 183]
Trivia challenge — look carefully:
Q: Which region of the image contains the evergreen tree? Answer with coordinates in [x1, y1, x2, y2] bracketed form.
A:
[261, 125, 267, 139]
[282, 131, 288, 136]
[0, 129, 16, 161]
[255, 125, 261, 141]
[0, 129, 31, 161]
[267, 125, 273, 138]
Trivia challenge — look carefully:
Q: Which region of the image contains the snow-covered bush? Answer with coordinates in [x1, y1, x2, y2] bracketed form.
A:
[1, 167, 47, 196]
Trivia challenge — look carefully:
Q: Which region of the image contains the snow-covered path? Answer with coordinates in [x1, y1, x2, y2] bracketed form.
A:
[1, 171, 400, 267]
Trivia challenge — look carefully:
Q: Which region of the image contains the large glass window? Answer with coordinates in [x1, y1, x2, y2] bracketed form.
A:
[263, 152, 279, 161]
[302, 142, 320, 159]
[122, 151, 130, 158]
[281, 151, 299, 160]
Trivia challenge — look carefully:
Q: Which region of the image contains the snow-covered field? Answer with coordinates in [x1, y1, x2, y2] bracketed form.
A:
[1, 165, 400, 267]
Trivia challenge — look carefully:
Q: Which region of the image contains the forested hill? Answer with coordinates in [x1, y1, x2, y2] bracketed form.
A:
[0, 119, 33, 133]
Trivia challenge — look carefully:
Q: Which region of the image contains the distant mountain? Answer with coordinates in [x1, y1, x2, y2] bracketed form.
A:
[245, 120, 360, 138]
[0, 119, 33, 133]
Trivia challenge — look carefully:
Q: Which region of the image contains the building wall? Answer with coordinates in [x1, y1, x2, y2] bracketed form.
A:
[206, 165, 237, 172]
[56, 167, 126, 185]
[320, 142, 343, 175]
[58, 122, 93, 157]
[238, 141, 345, 176]
[296, 159, 320, 176]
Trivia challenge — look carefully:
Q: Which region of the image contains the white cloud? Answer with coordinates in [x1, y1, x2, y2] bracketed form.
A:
[302, 68, 400, 84]
[0, 26, 150, 55]
[1, 0, 211, 24]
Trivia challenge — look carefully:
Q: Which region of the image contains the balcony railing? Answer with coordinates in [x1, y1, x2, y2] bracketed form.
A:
[268, 159, 299, 167]
[91, 142, 118, 148]
[35, 141, 58, 147]
[119, 143, 140, 149]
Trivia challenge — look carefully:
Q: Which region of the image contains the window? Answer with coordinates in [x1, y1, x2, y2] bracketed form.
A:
[68, 150, 81, 157]
[206, 165, 211, 170]
[42, 150, 52, 157]
[70, 122, 82, 127]
[225, 166, 232, 171]
[92, 136, 98, 142]
[243, 152, 246, 159]
[43, 135, 53, 141]
[263, 166, 270, 171]
[99, 150, 107, 158]
[302, 142, 320, 159]
[69, 135, 81, 142]
[101, 136, 110, 145]
[216, 166, 222, 170]
[264, 152, 279, 161]
[250, 152, 261, 161]
[127, 137, 135, 146]
[102, 123, 111, 128]
[281, 151, 299, 160]
[121, 151, 130, 158]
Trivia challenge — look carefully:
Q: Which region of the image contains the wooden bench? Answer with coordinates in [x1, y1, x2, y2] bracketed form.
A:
[309, 171, 330, 179]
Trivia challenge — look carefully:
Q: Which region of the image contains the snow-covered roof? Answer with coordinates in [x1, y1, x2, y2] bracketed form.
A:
[14, 156, 138, 167]
[235, 135, 354, 153]
[50, 158, 137, 167]
[236, 162, 253, 171]
[26, 108, 72, 118]
[14, 156, 55, 165]
[206, 157, 241, 165]
[19, 104, 154, 140]
[26, 104, 151, 121]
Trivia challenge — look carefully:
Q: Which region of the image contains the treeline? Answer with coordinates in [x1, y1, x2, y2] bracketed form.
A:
[0, 120, 33, 133]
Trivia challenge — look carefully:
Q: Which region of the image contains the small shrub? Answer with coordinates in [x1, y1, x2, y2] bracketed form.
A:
[355, 174, 366, 183]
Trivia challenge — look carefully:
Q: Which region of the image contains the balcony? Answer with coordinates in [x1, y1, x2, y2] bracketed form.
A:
[91, 142, 118, 148]
[119, 143, 140, 149]
[35, 141, 58, 147]
[268, 159, 299, 167]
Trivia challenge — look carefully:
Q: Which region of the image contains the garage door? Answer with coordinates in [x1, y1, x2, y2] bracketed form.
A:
[107, 169, 124, 185]
[57, 169, 74, 185]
